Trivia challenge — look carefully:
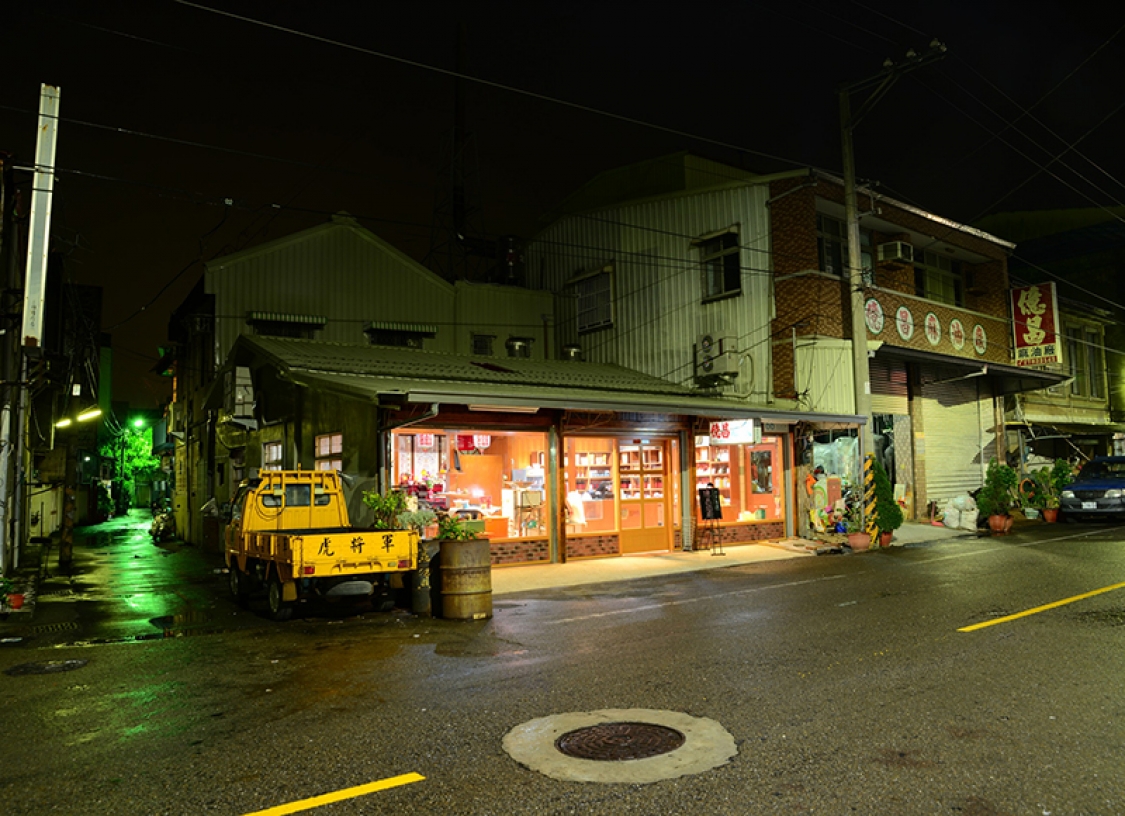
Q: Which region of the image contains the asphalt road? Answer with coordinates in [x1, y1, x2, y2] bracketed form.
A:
[2, 520, 1124, 815]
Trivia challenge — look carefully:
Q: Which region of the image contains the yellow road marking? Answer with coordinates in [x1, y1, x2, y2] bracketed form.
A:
[242, 773, 425, 816]
[958, 581, 1125, 632]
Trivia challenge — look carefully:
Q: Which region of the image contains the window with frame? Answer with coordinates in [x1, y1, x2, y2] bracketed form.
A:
[914, 250, 962, 306]
[574, 265, 614, 333]
[1066, 324, 1105, 399]
[262, 441, 283, 471]
[816, 216, 872, 281]
[697, 231, 741, 301]
[1086, 328, 1104, 399]
[315, 433, 343, 472]
[816, 215, 846, 276]
[471, 333, 495, 356]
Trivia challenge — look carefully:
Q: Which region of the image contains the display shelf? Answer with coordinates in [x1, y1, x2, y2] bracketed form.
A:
[570, 448, 614, 500]
[696, 444, 734, 506]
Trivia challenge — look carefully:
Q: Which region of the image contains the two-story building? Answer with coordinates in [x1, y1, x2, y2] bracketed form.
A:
[976, 208, 1125, 463]
[164, 209, 835, 564]
[524, 153, 1067, 532]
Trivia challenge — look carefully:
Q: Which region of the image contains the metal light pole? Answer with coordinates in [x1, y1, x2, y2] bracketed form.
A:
[839, 41, 946, 458]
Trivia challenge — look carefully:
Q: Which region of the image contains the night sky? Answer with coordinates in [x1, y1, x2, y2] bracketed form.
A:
[4, 1, 1125, 406]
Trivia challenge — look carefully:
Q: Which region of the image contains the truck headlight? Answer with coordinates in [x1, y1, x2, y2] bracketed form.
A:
[1061, 490, 1075, 499]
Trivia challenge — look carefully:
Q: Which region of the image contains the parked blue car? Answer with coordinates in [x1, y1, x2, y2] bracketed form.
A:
[1060, 456, 1125, 521]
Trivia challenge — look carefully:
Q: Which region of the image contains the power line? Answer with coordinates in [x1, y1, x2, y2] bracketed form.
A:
[171, 0, 813, 173]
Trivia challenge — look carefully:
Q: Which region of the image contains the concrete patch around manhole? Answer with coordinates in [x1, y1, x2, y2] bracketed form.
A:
[503, 708, 737, 784]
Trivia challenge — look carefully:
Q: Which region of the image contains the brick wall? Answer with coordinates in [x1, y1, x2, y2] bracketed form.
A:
[864, 290, 1013, 364]
[489, 537, 550, 565]
[769, 178, 819, 275]
[566, 534, 620, 559]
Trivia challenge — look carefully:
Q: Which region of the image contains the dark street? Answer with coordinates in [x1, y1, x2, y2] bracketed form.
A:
[2, 516, 1124, 814]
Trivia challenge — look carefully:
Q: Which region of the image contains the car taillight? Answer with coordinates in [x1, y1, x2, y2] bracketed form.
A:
[303, 565, 316, 575]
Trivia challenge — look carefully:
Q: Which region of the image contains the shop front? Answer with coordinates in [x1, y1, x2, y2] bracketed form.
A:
[220, 334, 864, 569]
[562, 435, 681, 558]
[694, 420, 788, 544]
[392, 426, 687, 563]
[393, 427, 552, 564]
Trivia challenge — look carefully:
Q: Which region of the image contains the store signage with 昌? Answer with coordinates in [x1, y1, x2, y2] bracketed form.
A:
[1010, 282, 1062, 367]
[709, 419, 757, 444]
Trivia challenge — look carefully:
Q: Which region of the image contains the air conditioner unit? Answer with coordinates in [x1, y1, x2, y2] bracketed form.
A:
[695, 334, 739, 383]
[877, 241, 914, 265]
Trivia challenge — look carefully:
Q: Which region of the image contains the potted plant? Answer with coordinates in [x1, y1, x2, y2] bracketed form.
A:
[361, 488, 410, 530]
[1036, 459, 1072, 524]
[0, 574, 23, 611]
[977, 458, 1018, 534]
[397, 508, 437, 538]
[842, 505, 871, 551]
[871, 457, 903, 545]
[433, 511, 493, 621]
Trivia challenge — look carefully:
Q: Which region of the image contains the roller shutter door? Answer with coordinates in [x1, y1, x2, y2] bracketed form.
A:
[870, 358, 908, 415]
[921, 375, 995, 504]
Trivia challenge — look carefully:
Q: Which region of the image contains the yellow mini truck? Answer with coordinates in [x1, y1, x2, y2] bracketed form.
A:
[224, 469, 418, 621]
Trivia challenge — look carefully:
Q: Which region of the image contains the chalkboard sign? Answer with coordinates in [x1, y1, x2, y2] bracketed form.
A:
[698, 486, 723, 520]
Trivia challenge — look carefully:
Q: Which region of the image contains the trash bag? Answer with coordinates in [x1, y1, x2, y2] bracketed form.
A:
[950, 494, 977, 511]
[943, 506, 961, 529]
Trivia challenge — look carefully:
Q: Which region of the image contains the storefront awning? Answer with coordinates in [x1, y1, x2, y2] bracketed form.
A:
[233, 335, 863, 426]
[875, 346, 1070, 396]
[1011, 421, 1125, 438]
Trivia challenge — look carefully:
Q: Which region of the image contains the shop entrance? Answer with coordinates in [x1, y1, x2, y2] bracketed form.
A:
[618, 441, 670, 553]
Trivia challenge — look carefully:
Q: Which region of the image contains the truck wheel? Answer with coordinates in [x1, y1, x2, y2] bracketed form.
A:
[267, 577, 293, 622]
[228, 564, 249, 606]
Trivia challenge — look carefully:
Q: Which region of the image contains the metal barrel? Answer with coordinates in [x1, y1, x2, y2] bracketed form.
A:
[440, 539, 493, 620]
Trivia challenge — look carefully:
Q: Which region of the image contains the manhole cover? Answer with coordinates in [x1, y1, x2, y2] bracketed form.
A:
[556, 722, 685, 761]
[4, 659, 88, 676]
[503, 708, 737, 784]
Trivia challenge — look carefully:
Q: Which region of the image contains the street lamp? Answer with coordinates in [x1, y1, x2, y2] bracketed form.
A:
[54, 407, 102, 429]
[52, 405, 103, 569]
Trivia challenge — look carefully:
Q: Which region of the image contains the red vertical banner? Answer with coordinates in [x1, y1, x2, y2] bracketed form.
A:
[1010, 282, 1062, 367]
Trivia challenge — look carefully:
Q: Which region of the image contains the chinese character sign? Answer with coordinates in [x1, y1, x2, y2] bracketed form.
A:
[709, 420, 755, 444]
[1010, 282, 1061, 367]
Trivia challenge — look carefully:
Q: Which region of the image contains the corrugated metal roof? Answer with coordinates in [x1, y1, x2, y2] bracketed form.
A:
[235, 335, 861, 424]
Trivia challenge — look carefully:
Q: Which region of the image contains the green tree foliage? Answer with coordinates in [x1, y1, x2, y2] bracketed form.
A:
[976, 458, 1018, 518]
[871, 456, 904, 532]
[98, 427, 160, 510]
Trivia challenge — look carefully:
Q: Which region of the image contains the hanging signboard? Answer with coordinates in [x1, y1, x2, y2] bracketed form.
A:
[416, 433, 434, 448]
[698, 486, 723, 520]
[1010, 282, 1062, 367]
[709, 419, 757, 445]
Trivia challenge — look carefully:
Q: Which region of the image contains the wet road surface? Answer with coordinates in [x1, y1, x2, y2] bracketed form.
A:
[2, 516, 1124, 814]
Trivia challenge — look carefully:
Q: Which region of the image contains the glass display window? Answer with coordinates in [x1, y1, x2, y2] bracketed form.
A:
[695, 434, 785, 522]
[565, 438, 618, 534]
[393, 429, 548, 540]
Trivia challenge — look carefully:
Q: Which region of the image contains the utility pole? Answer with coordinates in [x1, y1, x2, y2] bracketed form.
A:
[840, 42, 945, 458]
[0, 84, 60, 574]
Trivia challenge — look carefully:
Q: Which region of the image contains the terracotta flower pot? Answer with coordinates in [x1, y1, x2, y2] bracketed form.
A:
[847, 532, 870, 551]
[6, 593, 23, 610]
[988, 514, 1011, 535]
[879, 531, 893, 546]
[1041, 508, 1059, 524]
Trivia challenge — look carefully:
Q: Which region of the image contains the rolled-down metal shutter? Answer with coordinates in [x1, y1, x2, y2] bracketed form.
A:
[921, 374, 995, 504]
[870, 358, 908, 415]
